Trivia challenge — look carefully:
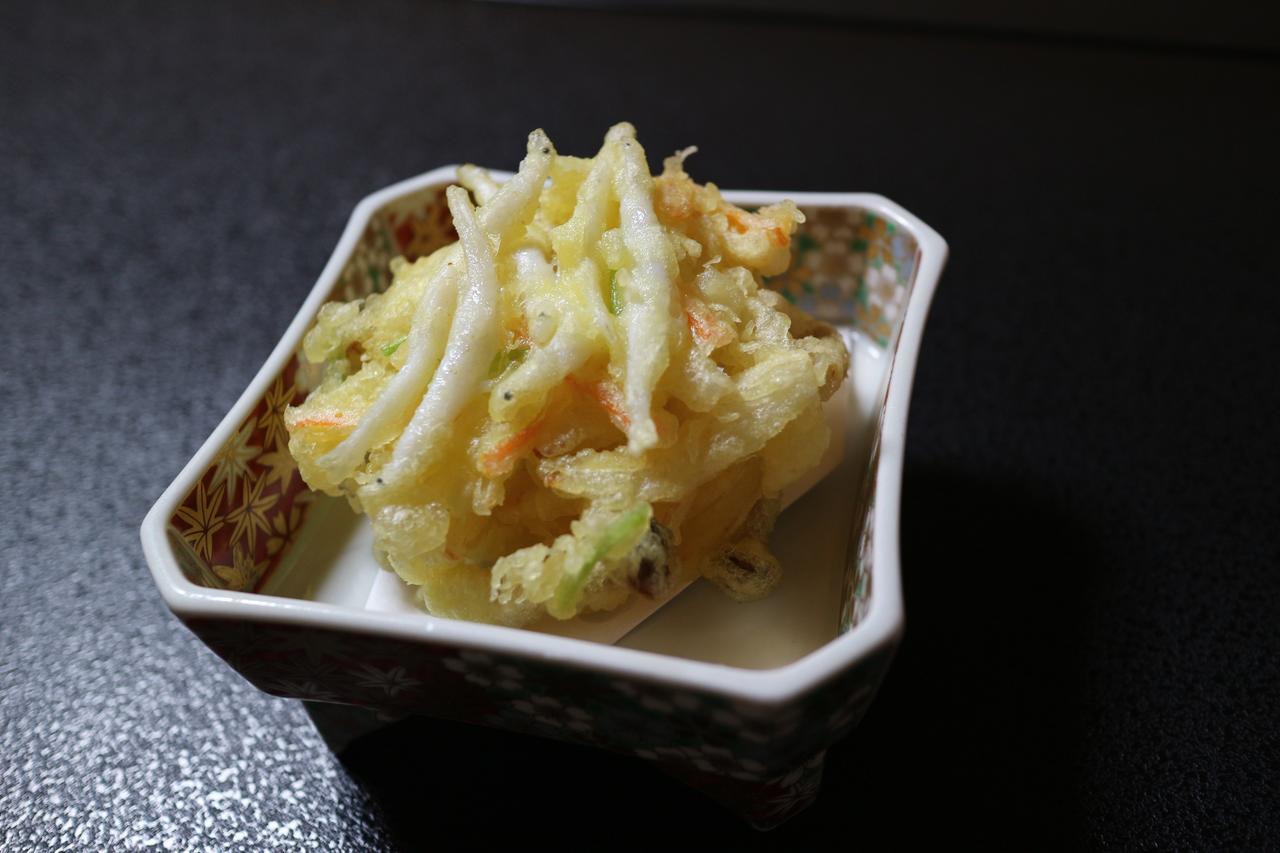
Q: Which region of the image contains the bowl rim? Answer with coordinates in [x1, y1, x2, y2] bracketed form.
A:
[140, 166, 948, 705]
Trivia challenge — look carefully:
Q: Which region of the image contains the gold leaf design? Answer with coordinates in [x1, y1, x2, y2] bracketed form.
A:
[266, 502, 305, 558]
[256, 446, 297, 490]
[258, 376, 297, 451]
[226, 474, 276, 552]
[173, 480, 226, 563]
[213, 544, 270, 591]
[209, 420, 259, 495]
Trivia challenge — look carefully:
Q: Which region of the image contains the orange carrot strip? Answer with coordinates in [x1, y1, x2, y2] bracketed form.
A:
[566, 376, 631, 430]
[507, 319, 533, 347]
[686, 309, 715, 344]
[725, 209, 751, 234]
[685, 298, 734, 349]
[566, 376, 676, 442]
[724, 206, 790, 247]
[591, 382, 630, 429]
[479, 417, 544, 477]
[290, 416, 353, 430]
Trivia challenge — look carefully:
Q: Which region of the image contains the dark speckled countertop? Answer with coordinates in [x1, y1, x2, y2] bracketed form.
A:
[3, 1, 1278, 848]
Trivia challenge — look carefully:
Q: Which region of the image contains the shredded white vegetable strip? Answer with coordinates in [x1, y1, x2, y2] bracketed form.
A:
[379, 186, 501, 488]
[552, 138, 614, 270]
[457, 164, 501, 205]
[316, 255, 459, 481]
[610, 122, 675, 453]
[327, 132, 553, 489]
[549, 138, 622, 365]
[510, 246, 558, 342]
[497, 319, 593, 421]
[475, 130, 555, 238]
[490, 250, 592, 422]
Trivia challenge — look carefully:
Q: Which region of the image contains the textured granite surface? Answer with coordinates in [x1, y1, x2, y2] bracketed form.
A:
[3, 1, 1278, 848]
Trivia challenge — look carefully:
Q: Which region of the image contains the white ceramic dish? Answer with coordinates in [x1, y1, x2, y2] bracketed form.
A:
[140, 166, 946, 827]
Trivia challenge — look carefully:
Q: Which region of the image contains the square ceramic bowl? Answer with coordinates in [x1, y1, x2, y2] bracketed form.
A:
[141, 167, 946, 829]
